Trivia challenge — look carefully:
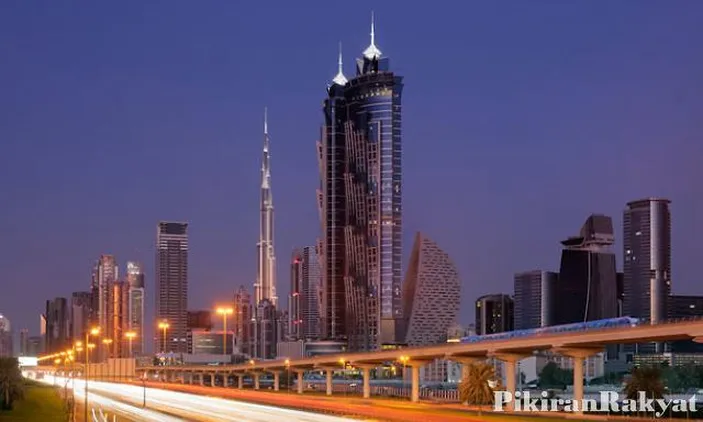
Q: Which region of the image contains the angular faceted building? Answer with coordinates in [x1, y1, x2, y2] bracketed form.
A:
[401, 233, 460, 346]
[555, 214, 618, 325]
[318, 16, 404, 351]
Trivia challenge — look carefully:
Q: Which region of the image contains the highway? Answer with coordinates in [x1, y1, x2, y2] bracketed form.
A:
[42, 375, 359, 422]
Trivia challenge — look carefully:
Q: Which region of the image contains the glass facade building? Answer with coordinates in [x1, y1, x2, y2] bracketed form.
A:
[513, 270, 557, 330]
[318, 20, 403, 351]
[475, 294, 514, 335]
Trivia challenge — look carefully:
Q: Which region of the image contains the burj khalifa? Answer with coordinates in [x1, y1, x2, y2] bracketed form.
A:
[255, 108, 277, 307]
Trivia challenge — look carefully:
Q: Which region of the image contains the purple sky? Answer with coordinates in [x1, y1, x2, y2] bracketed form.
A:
[1, 1, 702, 346]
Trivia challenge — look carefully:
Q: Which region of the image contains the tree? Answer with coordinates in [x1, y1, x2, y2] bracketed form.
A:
[459, 362, 501, 406]
[0, 357, 25, 410]
[624, 366, 665, 400]
[538, 362, 572, 389]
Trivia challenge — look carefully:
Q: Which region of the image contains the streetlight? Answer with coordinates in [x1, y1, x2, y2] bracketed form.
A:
[215, 307, 234, 356]
[84, 327, 100, 422]
[284, 359, 291, 393]
[399, 356, 409, 393]
[158, 321, 170, 354]
[102, 338, 113, 360]
[125, 331, 137, 358]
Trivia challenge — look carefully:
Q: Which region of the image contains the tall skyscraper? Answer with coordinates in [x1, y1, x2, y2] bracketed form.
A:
[108, 281, 129, 357]
[289, 246, 321, 341]
[45, 297, 70, 354]
[126, 261, 145, 356]
[554, 214, 618, 325]
[475, 294, 514, 335]
[156, 221, 189, 353]
[250, 299, 277, 359]
[19, 328, 28, 356]
[92, 255, 118, 330]
[255, 110, 277, 307]
[513, 270, 557, 330]
[70, 291, 92, 344]
[0, 315, 12, 358]
[401, 233, 460, 346]
[233, 286, 252, 356]
[623, 198, 672, 325]
[319, 15, 404, 351]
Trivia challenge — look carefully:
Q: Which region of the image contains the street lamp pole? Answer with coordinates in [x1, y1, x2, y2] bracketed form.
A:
[216, 307, 234, 356]
[125, 331, 136, 358]
[84, 327, 100, 422]
[158, 321, 170, 354]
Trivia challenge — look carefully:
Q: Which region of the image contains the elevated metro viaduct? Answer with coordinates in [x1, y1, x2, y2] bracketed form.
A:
[38, 319, 703, 410]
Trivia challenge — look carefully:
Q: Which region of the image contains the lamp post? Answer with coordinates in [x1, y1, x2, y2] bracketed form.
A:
[215, 307, 234, 356]
[158, 321, 170, 354]
[399, 356, 409, 396]
[284, 359, 290, 393]
[125, 331, 137, 358]
[84, 327, 100, 422]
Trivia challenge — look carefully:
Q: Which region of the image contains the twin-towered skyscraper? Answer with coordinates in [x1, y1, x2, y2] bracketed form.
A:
[318, 14, 405, 351]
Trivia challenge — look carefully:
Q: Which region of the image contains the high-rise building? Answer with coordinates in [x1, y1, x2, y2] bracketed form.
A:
[554, 214, 618, 325]
[92, 255, 118, 330]
[233, 286, 252, 356]
[251, 299, 277, 359]
[669, 295, 703, 353]
[513, 270, 557, 330]
[401, 233, 460, 346]
[0, 315, 12, 357]
[319, 15, 404, 351]
[126, 261, 145, 356]
[156, 221, 189, 353]
[70, 291, 92, 344]
[108, 281, 129, 358]
[45, 297, 70, 354]
[475, 294, 514, 335]
[255, 110, 277, 307]
[289, 247, 321, 341]
[19, 328, 28, 356]
[39, 314, 46, 353]
[623, 198, 671, 354]
[27, 336, 42, 356]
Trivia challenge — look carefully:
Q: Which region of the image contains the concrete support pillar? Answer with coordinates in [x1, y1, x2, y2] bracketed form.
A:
[211, 373, 216, 387]
[410, 365, 421, 403]
[237, 375, 244, 389]
[223, 373, 229, 388]
[188, 372, 194, 384]
[253, 373, 260, 390]
[198, 373, 204, 386]
[573, 356, 584, 408]
[325, 369, 333, 396]
[273, 372, 280, 391]
[296, 371, 304, 394]
[491, 353, 528, 410]
[361, 367, 371, 399]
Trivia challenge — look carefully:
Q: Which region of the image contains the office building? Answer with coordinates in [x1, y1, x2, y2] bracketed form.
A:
[318, 16, 404, 351]
[19, 328, 28, 356]
[108, 281, 129, 357]
[514, 270, 557, 330]
[70, 291, 92, 343]
[251, 299, 277, 359]
[45, 297, 70, 354]
[255, 110, 277, 307]
[187, 311, 213, 330]
[401, 232, 460, 346]
[27, 336, 42, 357]
[0, 314, 12, 357]
[623, 198, 671, 354]
[555, 214, 618, 325]
[289, 246, 321, 341]
[92, 255, 118, 329]
[669, 295, 703, 353]
[475, 294, 514, 335]
[233, 286, 252, 356]
[156, 221, 189, 353]
[39, 314, 46, 353]
[187, 329, 234, 355]
[126, 261, 145, 356]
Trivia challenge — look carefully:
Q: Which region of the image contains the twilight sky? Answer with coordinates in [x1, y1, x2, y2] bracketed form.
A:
[1, 1, 702, 346]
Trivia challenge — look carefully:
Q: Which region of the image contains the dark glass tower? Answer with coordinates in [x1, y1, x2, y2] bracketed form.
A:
[319, 16, 404, 351]
[513, 270, 557, 330]
[554, 214, 619, 325]
[155, 221, 189, 354]
[475, 294, 514, 335]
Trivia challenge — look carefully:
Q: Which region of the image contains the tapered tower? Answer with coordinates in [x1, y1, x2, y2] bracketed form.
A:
[255, 108, 277, 306]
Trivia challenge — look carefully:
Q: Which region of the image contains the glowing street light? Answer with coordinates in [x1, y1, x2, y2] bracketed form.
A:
[216, 307, 234, 356]
[84, 327, 100, 422]
[125, 331, 137, 357]
[158, 321, 170, 354]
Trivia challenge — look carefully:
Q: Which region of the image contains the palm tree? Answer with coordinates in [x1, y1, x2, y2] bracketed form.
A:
[0, 357, 24, 410]
[624, 365, 665, 400]
[459, 362, 501, 406]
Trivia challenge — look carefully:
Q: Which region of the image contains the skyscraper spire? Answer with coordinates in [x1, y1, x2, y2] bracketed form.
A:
[332, 42, 348, 86]
[363, 11, 382, 60]
[256, 107, 277, 307]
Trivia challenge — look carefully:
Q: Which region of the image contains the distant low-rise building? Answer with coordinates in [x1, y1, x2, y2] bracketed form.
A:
[187, 329, 235, 355]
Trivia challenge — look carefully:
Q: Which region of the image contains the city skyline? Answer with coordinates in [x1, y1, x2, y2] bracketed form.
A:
[2, 2, 703, 343]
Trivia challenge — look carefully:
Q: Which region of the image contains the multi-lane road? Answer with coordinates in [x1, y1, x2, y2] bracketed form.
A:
[42, 375, 360, 422]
